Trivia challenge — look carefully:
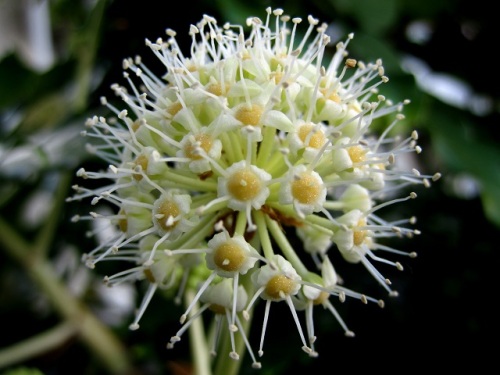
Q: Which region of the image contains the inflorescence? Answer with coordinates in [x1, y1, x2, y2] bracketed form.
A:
[68, 7, 440, 369]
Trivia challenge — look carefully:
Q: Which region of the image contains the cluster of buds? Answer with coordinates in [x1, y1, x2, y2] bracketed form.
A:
[68, 7, 440, 369]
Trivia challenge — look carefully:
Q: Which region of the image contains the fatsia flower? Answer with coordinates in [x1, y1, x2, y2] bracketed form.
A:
[68, 6, 440, 370]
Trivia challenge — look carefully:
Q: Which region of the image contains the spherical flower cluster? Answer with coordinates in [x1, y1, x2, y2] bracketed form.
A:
[68, 7, 440, 369]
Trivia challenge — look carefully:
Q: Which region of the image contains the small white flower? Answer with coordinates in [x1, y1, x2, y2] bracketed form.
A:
[287, 120, 329, 162]
[152, 190, 193, 238]
[177, 131, 223, 174]
[168, 279, 263, 369]
[218, 160, 271, 211]
[206, 230, 260, 278]
[245, 255, 312, 357]
[279, 164, 327, 217]
[301, 257, 355, 356]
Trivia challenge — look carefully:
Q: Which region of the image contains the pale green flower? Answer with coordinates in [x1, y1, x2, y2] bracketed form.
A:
[68, 6, 440, 369]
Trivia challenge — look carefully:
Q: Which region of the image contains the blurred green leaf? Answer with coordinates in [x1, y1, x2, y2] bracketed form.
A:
[428, 101, 500, 227]
[0, 55, 72, 110]
[398, 0, 456, 18]
[17, 93, 72, 134]
[329, 0, 399, 34]
[0, 55, 39, 108]
[69, 0, 108, 112]
[0, 367, 44, 375]
[347, 31, 403, 73]
[214, 0, 266, 24]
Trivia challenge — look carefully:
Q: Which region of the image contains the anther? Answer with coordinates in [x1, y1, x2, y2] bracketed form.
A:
[345, 330, 355, 337]
[76, 168, 87, 178]
[432, 173, 442, 181]
[230, 351, 240, 360]
[339, 291, 346, 302]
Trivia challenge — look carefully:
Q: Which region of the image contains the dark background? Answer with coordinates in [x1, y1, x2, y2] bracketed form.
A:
[1, 0, 498, 374]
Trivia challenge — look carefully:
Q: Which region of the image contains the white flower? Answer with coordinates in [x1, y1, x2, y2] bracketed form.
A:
[287, 120, 329, 162]
[245, 255, 312, 356]
[69, 6, 440, 369]
[217, 160, 271, 212]
[152, 190, 193, 237]
[205, 230, 260, 278]
[301, 257, 355, 356]
[168, 279, 262, 369]
[279, 164, 327, 217]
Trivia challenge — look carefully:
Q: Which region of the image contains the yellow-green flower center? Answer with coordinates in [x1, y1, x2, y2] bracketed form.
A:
[156, 200, 180, 231]
[291, 172, 322, 205]
[348, 145, 366, 163]
[167, 101, 183, 116]
[118, 208, 128, 233]
[213, 241, 246, 272]
[227, 169, 262, 201]
[236, 104, 263, 126]
[353, 219, 368, 246]
[184, 134, 214, 160]
[298, 124, 326, 149]
[207, 82, 229, 96]
[265, 274, 296, 299]
[313, 291, 329, 305]
[133, 154, 149, 181]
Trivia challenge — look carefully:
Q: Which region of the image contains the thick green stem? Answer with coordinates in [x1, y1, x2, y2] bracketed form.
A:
[213, 273, 255, 375]
[185, 289, 212, 375]
[0, 322, 77, 368]
[265, 215, 309, 277]
[73, 0, 107, 112]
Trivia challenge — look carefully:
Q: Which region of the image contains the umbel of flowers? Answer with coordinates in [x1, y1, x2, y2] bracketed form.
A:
[69, 7, 440, 370]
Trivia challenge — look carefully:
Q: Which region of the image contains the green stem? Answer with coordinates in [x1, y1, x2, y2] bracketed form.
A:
[163, 170, 217, 191]
[213, 273, 255, 375]
[234, 210, 247, 236]
[185, 289, 212, 375]
[0, 321, 77, 368]
[34, 172, 72, 257]
[73, 0, 108, 112]
[256, 126, 276, 168]
[253, 210, 274, 259]
[265, 214, 309, 277]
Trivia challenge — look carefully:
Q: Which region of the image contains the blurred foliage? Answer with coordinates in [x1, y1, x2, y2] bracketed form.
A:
[0, 0, 498, 374]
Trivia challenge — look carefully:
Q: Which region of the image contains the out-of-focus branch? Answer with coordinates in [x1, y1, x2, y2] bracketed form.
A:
[0, 321, 77, 368]
[0, 171, 133, 374]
